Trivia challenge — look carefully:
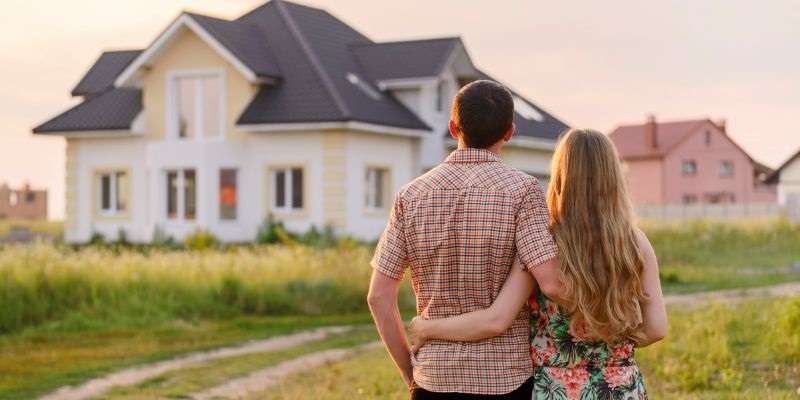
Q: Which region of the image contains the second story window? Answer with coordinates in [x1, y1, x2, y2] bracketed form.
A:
[436, 80, 448, 112]
[365, 167, 390, 211]
[681, 160, 697, 176]
[720, 160, 734, 178]
[170, 72, 223, 140]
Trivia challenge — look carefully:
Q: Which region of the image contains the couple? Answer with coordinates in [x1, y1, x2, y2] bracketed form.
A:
[368, 80, 667, 400]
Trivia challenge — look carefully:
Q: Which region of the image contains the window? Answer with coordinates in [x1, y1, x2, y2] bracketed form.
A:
[8, 192, 18, 207]
[682, 194, 698, 204]
[165, 169, 196, 221]
[272, 167, 304, 211]
[365, 167, 390, 210]
[436, 80, 447, 112]
[219, 168, 237, 220]
[681, 160, 697, 176]
[513, 96, 545, 121]
[97, 171, 128, 215]
[720, 160, 734, 178]
[171, 73, 223, 139]
[25, 192, 35, 203]
[705, 130, 712, 146]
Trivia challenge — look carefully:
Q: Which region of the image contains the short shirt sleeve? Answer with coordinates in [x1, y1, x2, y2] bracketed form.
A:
[516, 178, 558, 270]
[370, 193, 408, 280]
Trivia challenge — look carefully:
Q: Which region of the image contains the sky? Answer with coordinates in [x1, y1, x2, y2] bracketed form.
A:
[1, 0, 798, 219]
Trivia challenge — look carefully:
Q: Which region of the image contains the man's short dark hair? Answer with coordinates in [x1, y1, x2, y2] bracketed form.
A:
[451, 80, 514, 149]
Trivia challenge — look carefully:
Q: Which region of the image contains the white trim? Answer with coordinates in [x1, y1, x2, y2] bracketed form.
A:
[165, 68, 226, 141]
[271, 167, 304, 212]
[238, 121, 428, 138]
[377, 77, 439, 90]
[115, 14, 262, 87]
[39, 130, 139, 138]
[163, 168, 198, 224]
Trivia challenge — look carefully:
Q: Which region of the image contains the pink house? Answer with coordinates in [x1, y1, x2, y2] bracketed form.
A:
[609, 116, 776, 206]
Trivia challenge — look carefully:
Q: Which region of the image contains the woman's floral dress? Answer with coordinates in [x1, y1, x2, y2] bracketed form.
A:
[529, 292, 648, 400]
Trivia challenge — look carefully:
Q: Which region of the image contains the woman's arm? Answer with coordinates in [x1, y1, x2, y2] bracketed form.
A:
[634, 229, 668, 347]
[408, 260, 536, 350]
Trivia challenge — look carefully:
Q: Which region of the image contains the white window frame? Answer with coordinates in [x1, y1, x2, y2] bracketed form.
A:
[164, 168, 197, 223]
[364, 166, 391, 212]
[271, 167, 305, 213]
[166, 69, 226, 141]
[96, 171, 128, 216]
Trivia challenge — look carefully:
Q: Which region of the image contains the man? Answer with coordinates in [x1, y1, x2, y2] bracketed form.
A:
[368, 80, 561, 399]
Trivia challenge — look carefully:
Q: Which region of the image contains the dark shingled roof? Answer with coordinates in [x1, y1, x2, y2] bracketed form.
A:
[71, 50, 142, 96]
[187, 12, 282, 79]
[351, 38, 461, 81]
[33, 88, 142, 134]
[36, 0, 568, 137]
[235, 0, 428, 129]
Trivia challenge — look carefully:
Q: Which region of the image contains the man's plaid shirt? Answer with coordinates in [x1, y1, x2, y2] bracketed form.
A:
[371, 148, 558, 395]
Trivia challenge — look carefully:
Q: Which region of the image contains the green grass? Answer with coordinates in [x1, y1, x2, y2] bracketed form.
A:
[101, 327, 378, 399]
[646, 219, 800, 293]
[0, 314, 373, 400]
[252, 297, 800, 400]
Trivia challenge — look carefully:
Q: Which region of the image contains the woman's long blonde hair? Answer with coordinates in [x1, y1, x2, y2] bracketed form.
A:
[546, 128, 646, 343]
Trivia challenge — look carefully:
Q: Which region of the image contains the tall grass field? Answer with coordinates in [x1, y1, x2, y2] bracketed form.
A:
[0, 219, 799, 398]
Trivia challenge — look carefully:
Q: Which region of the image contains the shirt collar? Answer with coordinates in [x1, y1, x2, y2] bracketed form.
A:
[445, 148, 502, 164]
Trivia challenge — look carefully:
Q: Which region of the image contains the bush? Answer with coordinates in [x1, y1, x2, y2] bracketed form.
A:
[184, 230, 220, 251]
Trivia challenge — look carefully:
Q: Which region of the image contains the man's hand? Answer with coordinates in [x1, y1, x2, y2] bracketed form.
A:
[367, 270, 414, 388]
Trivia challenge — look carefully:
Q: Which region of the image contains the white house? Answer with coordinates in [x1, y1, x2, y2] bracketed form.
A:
[768, 149, 800, 215]
[33, 0, 569, 243]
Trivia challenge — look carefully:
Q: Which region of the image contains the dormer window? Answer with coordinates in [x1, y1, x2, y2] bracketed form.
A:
[513, 96, 544, 121]
[169, 71, 223, 140]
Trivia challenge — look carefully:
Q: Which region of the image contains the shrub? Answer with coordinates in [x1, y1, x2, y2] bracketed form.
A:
[184, 230, 220, 251]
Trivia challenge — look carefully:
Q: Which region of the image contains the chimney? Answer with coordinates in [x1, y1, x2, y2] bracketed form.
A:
[716, 119, 727, 134]
[645, 114, 658, 149]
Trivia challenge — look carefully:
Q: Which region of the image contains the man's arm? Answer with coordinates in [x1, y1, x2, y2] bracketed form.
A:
[367, 270, 413, 387]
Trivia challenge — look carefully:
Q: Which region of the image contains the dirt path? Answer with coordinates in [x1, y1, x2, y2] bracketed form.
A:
[191, 341, 382, 400]
[664, 281, 800, 306]
[39, 282, 800, 400]
[38, 326, 353, 400]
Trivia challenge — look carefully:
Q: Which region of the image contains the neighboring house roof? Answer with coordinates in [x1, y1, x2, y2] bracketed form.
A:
[766, 149, 800, 184]
[33, 88, 142, 134]
[351, 37, 462, 81]
[71, 50, 142, 96]
[610, 119, 709, 160]
[611, 117, 776, 184]
[34, 0, 567, 138]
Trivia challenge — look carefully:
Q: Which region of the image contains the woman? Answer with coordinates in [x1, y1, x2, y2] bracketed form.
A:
[409, 129, 667, 400]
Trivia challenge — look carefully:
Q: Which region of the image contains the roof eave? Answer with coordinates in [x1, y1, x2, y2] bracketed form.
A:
[237, 120, 429, 138]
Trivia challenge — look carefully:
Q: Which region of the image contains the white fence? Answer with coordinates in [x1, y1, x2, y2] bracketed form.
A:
[636, 203, 797, 221]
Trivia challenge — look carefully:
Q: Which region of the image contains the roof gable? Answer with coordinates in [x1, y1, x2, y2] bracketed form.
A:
[610, 119, 709, 159]
[115, 13, 281, 87]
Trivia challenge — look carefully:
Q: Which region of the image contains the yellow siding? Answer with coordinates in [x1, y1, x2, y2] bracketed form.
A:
[141, 28, 258, 140]
[322, 132, 347, 229]
[64, 139, 79, 231]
